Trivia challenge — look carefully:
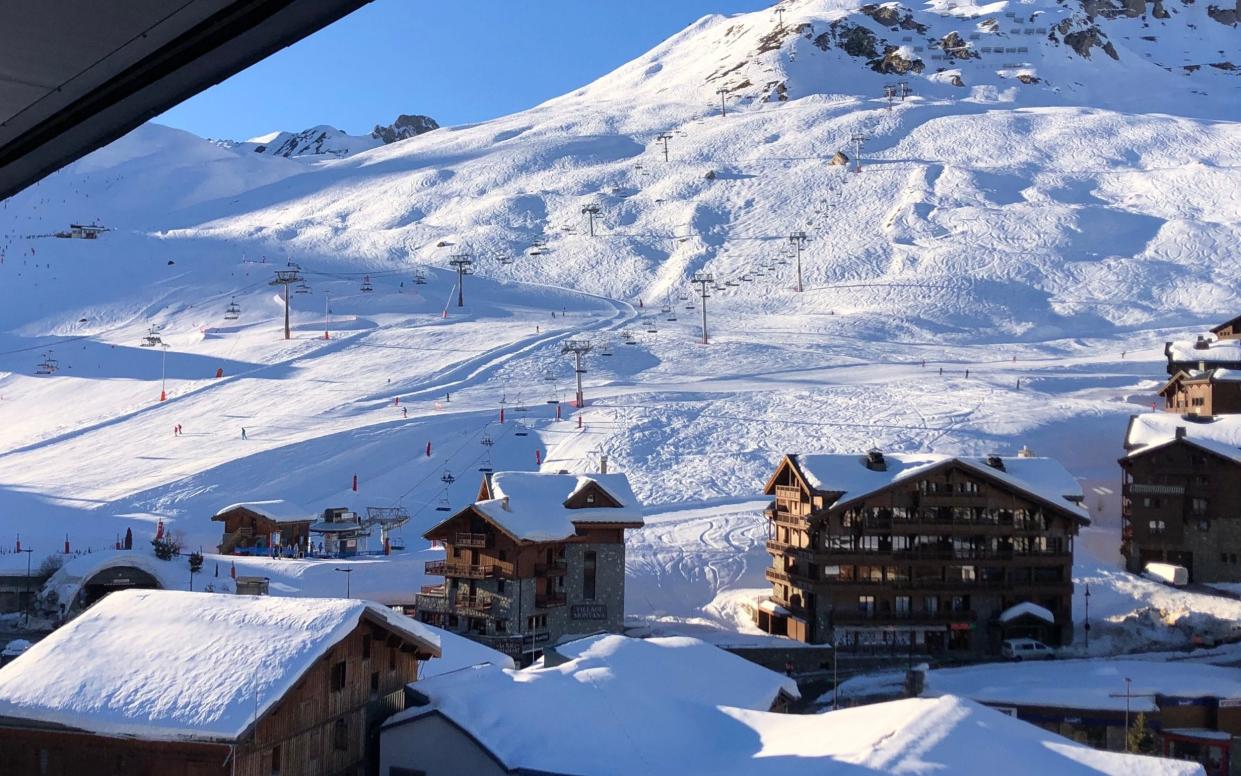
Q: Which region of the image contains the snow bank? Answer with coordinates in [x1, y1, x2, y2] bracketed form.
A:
[999, 601, 1055, 624]
[0, 589, 439, 741]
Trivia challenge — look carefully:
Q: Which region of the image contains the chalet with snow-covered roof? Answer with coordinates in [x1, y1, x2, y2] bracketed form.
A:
[756, 450, 1087, 657]
[1165, 336, 1241, 376]
[0, 589, 440, 776]
[380, 634, 1193, 776]
[1159, 369, 1241, 416]
[212, 500, 311, 555]
[1210, 314, 1241, 341]
[380, 634, 799, 776]
[1121, 414, 1241, 583]
[418, 471, 643, 666]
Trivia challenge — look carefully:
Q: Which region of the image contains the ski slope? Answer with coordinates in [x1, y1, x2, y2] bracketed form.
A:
[0, 0, 1239, 651]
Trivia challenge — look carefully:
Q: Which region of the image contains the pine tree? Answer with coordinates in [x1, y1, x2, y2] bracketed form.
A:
[1127, 712, 1158, 755]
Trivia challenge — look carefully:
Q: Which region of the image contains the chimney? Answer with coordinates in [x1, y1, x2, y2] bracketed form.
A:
[986, 455, 1006, 471]
[865, 449, 887, 471]
[502, 496, 510, 511]
[1194, 336, 1210, 351]
[1017, 445, 1034, 458]
[1175, 426, 1187, 440]
[1199, 361, 1207, 372]
[600, 453, 609, 475]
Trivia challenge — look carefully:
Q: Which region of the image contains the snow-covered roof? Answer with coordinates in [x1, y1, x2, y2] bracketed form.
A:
[0, 589, 440, 742]
[465, 471, 643, 542]
[924, 658, 1241, 713]
[212, 499, 312, 523]
[1124, 413, 1241, 464]
[788, 453, 1088, 520]
[388, 678, 1199, 775]
[1166, 338, 1241, 365]
[422, 628, 514, 680]
[387, 634, 798, 759]
[999, 601, 1055, 624]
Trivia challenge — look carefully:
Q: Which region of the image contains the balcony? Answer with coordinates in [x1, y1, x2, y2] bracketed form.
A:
[415, 590, 509, 619]
[534, 559, 568, 576]
[455, 532, 489, 548]
[424, 560, 513, 579]
[771, 509, 806, 527]
[832, 609, 977, 625]
[765, 567, 791, 585]
[535, 592, 567, 608]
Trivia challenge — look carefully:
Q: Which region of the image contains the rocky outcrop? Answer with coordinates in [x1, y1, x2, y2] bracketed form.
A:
[1208, 4, 1240, 24]
[831, 22, 881, 58]
[859, 4, 928, 33]
[1054, 20, 1120, 60]
[871, 45, 924, 74]
[371, 114, 439, 144]
[830, 151, 850, 166]
[940, 31, 979, 60]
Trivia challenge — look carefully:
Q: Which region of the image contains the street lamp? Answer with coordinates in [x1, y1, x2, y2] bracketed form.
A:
[20, 547, 33, 625]
[1124, 676, 1133, 751]
[334, 567, 353, 599]
[1083, 584, 1091, 651]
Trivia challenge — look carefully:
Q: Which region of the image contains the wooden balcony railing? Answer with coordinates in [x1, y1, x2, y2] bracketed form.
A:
[534, 560, 568, 576]
[424, 560, 514, 579]
[455, 532, 488, 548]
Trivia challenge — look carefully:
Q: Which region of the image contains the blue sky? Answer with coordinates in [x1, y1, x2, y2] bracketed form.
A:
[157, 0, 772, 141]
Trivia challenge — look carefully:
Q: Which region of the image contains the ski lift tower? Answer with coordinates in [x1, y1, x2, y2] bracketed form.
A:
[691, 271, 714, 345]
[448, 254, 473, 307]
[898, 80, 913, 101]
[883, 83, 898, 110]
[715, 86, 729, 117]
[849, 132, 868, 174]
[789, 231, 809, 293]
[656, 132, 673, 162]
[581, 204, 602, 238]
[561, 339, 593, 408]
[270, 268, 303, 340]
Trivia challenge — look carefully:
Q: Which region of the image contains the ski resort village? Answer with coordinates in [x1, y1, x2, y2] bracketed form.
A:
[1, 0, 1241, 773]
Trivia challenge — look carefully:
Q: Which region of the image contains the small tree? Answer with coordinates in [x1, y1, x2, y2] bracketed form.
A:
[123, 527, 133, 550]
[188, 550, 204, 591]
[1127, 712, 1158, 755]
[151, 531, 183, 561]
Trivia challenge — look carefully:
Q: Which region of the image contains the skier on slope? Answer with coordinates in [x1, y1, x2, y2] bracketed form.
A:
[241, 427, 247, 440]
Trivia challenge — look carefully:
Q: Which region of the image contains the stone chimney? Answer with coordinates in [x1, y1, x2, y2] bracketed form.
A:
[986, 455, 1006, 471]
[501, 496, 511, 511]
[866, 449, 887, 471]
[600, 453, 609, 475]
[1175, 426, 1187, 440]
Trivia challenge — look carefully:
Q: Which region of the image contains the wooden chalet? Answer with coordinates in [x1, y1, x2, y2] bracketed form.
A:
[756, 450, 1087, 656]
[0, 589, 439, 776]
[418, 471, 643, 665]
[1121, 415, 1241, 583]
[1210, 314, 1241, 341]
[1159, 369, 1241, 416]
[212, 501, 311, 555]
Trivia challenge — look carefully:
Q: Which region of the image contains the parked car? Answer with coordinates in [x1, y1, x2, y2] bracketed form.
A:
[1001, 638, 1055, 661]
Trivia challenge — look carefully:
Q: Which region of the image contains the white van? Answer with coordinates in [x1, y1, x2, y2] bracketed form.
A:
[1001, 638, 1055, 661]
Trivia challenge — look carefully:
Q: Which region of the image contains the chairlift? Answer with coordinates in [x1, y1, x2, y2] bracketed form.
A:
[35, 351, 57, 375]
[414, 269, 427, 285]
[543, 370, 556, 382]
[141, 326, 164, 347]
[360, 275, 374, 293]
[726, 280, 739, 287]
[514, 421, 529, 437]
[224, 299, 241, 320]
[499, 255, 514, 266]
[741, 274, 754, 282]
[646, 320, 658, 333]
[434, 489, 452, 512]
[295, 280, 311, 294]
[600, 342, 614, 356]
[440, 468, 456, 486]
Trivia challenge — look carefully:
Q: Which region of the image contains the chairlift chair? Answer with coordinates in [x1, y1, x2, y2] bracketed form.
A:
[514, 421, 529, 437]
[440, 468, 456, 486]
[295, 280, 311, 294]
[434, 489, 452, 512]
[224, 299, 241, 320]
[414, 270, 427, 285]
[600, 342, 614, 356]
[360, 275, 374, 293]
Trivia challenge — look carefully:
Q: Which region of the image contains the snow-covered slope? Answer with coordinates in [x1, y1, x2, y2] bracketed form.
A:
[0, 0, 1238, 650]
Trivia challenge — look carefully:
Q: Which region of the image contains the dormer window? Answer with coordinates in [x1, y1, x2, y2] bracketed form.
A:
[586, 493, 595, 504]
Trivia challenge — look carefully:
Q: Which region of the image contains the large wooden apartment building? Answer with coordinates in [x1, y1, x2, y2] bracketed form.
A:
[755, 450, 1088, 656]
[418, 471, 643, 665]
[1121, 413, 1241, 583]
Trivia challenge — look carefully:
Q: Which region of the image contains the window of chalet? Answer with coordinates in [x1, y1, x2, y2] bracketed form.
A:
[333, 718, 348, 751]
[1149, 520, 1167, 535]
[362, 634, 372, 660]
[583, 550, 598, 600]
[1192, 498, 1208, 514]
[857, 595, 875, 618]
[894, 596, 911, 617]
[331, 660, 346, 692]
[270, 745, 281, 775]
[924, 595, 939, 615]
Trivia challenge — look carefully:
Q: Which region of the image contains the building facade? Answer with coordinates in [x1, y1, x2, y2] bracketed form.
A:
[418, 472, 642, 665]
[212, 503, 310, 555]
[755, 451, 1087, 657]
[1121, 425, 1241, 583]
[1159, 370, 1241, 416]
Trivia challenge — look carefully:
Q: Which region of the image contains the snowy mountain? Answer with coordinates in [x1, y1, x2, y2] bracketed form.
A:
[0, 0, 1240, 648]
[220, 113, 439, 160]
